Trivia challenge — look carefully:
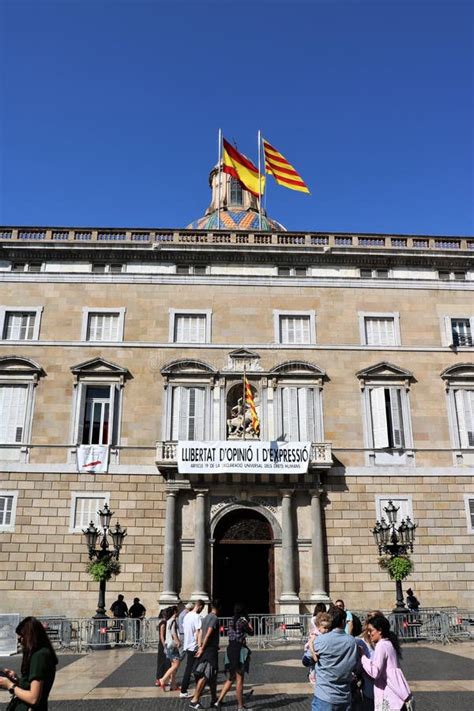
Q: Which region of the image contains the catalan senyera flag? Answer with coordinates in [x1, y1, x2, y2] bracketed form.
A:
[223, 138, 265, 198]
[263, 138, 310, 193]
[244, 376, 260, 436]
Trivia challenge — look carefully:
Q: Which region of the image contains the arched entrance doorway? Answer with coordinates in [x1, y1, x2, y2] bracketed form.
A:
[212, 508, 274, 616]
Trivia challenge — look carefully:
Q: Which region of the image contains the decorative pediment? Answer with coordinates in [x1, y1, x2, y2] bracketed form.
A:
[161, 359, 218, 376]
[440, 363, 474, 380]
[270, 360, 326, 377]
[0, 355, 45, 378]
[225, 349, 262, 372]
[71, 357, 131, 381]
[356, 362, 414, 381]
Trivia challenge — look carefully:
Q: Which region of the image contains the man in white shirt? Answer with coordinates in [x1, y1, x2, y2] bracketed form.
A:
[179, 599, 204, 698]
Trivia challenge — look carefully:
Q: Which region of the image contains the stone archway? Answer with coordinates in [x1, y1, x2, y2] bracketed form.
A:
[212, 508, 275, 615]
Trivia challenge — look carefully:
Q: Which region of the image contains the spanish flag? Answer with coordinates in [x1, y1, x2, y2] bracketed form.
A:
[263, 138, 310, 193]
[244, 376, 260, 437]
[223, 138, 265, 198]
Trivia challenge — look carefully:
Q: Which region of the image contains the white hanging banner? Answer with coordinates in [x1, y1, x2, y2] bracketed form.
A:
[77, 445, 109, 474]
[177, 441, 311, 475]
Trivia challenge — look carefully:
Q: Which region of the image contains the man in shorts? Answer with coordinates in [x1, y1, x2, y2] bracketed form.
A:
[189, 600, 221, 710]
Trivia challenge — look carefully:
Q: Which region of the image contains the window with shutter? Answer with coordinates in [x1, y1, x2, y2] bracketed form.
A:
[280, 387, 316, 440]
[3, 312, 35, 340]
[174, 314, 207, 343]
[171, 386, 206, 440]
[365, 317, 396, 345]
[87, 313, 120, 341]
[376, 496, 413, 523]
[0, 385, 28, 444]
[454, 390, 474, 448]
[70, 493, 110, 532]
[370, 387, 405, 449]
[279, 316, 311, 344]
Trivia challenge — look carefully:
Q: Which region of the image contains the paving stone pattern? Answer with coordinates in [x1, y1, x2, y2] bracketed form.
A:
[0, 647, 473, 711]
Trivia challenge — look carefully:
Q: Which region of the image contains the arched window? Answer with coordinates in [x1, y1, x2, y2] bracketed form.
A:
[229, 178, 243, 206]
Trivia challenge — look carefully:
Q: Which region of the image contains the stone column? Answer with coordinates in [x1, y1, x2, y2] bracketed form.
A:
[160, 489, 179, 604]
[191, 490, 209, 601]
[310, 488, 329, 601]
[280, 490, 299, 603]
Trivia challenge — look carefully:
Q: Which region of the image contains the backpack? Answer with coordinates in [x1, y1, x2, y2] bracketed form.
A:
[351, 613, 362, 637]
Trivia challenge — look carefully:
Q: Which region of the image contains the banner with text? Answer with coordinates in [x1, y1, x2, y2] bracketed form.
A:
[77, 445, 109, 474]
[177, 441, 311, 475]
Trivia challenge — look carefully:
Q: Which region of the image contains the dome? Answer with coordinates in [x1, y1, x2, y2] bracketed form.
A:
[187, 209, 286, 232]
[186, 163, 287, 232]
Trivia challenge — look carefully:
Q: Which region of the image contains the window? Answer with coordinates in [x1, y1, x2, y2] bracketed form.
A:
[277, 387, 318, 440]
[464, 495, 474, 534]
[439, 270, 466, 281]
[0, 492, 18, 532]
[70, 492, 110, 532]
[357, 362, 414, 465]
[81, 308, 125, 342]
[277, 266, 307, 276]
[160, 359, 216, 442]
[269, 361, 325, 443]
[71, 357, 130, 450]
[77, 384, 119, 445]
[375, 495, 413, 523]
[171, 386, 206, 440]
[169, 309, 211, 343]
[11, 262, 42, 272]
[453, 390, 474, 447]
[229, 178, 243, 206]
[370, 387, 405, 448]
[441, 364, 474, 464]
[360, 268, 389, 279]
[0, 307, 43, 341]
[91, 263, 124, 273]
[450, 318, 473, 347]
[0, 356, 44, 463]
[0, 385, 28, 444]
[359, 313, 400, 346]
[274, 311, 315, 345]
[176, 265, 208, 275]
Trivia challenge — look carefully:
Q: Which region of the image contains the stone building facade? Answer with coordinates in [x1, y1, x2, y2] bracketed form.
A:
[0, 172, 473, 617]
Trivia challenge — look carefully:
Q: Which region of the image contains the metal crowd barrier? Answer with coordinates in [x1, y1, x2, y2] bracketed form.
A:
[34, 609, 473, 652]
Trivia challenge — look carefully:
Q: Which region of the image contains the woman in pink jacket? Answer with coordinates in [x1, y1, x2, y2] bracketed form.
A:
[359, 615, 414, 711]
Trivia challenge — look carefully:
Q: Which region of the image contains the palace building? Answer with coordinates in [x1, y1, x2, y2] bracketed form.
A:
[0, 166, 473, 617]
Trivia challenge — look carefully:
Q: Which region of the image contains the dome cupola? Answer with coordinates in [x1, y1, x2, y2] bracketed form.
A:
[186, 163, 286, 231]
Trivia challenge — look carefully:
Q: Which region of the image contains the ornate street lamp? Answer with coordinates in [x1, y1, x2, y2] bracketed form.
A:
[371, 500, 417, 612]
[82, 505, 127, 618]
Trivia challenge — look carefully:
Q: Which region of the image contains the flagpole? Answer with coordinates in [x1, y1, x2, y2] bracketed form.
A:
[257, 130, 262, 231]
[242, 365, 246, 441]
[217, 128, 222, 229]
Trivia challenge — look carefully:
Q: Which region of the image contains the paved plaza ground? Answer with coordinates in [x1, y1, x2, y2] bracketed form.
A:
[1, 643, 473, 710]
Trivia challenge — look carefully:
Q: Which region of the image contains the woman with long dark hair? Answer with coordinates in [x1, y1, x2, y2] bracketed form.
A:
[155, 607, 171, 687]
[359, 615, 413, 711]
[214, 603, 254, 710]
[0, 616, 58, 710]
[157, 605, 182, 691]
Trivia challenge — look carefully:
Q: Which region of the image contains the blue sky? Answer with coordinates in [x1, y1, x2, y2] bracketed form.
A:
[0, 0, 472, 235]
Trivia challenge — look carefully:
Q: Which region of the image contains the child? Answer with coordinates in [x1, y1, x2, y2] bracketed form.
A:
[304, 611, 331, 685]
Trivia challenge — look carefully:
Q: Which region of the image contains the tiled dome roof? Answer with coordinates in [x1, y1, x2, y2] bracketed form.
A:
[187, 209, 286, 232]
